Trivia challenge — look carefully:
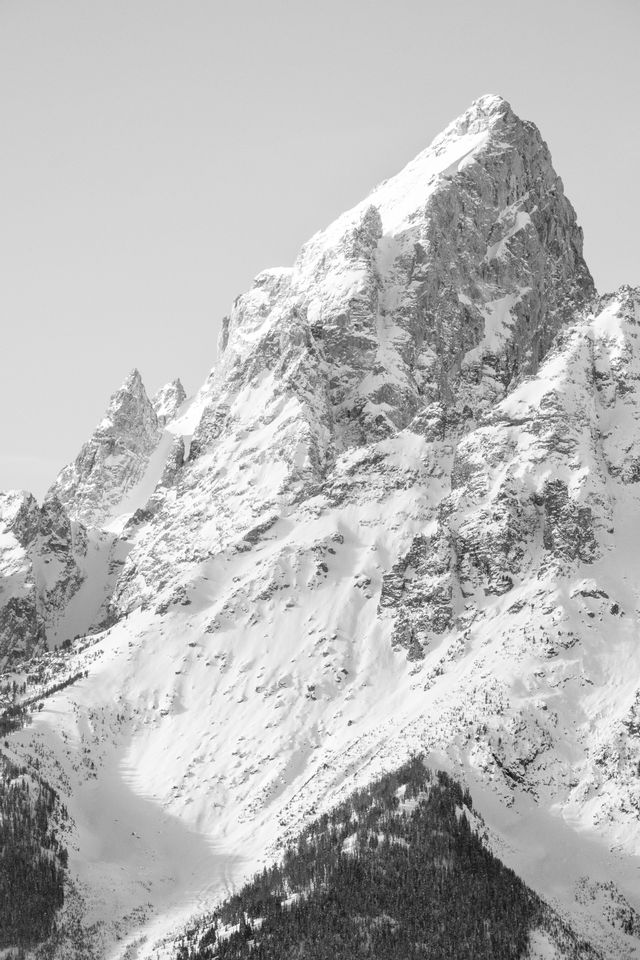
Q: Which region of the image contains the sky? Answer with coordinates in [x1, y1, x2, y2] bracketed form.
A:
[1, 0, 639, 498]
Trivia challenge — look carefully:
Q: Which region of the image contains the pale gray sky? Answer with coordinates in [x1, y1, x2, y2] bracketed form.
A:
[1, 0, 638, 498]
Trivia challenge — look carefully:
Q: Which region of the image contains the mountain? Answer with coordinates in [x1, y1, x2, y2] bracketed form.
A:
[0, 490, 119, 663]
[47, 368, 185, 530]
[1, 94, 639, 960]
[0, 372, 189, 664]
[176, 759, 599, 960]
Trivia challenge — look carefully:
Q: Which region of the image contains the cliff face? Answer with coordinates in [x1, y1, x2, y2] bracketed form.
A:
[46, 368, 164, 529]
[2, 96, 640, 960]
[0, 491, 44, 661]
[0, 490, 122, 662]
[152, 378, 186, 427]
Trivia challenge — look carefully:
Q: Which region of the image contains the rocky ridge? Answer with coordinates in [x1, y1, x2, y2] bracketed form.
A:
[1, 95, 639, 960]
[47, 368, 180, 530]
[0, 370, 189, 661]
[0, 489, 123, 663]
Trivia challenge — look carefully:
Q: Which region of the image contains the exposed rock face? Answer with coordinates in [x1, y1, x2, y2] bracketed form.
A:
[111, 94, 594, 614]
[33, 496, 86, 633]
[152, 378, 186, 426]
[46, 369, 163, 528]
[0, 491, 44, 661]
[3, 96, 640, 959]
[0, 368, 191, 658]
[0, 491, 122, 661]
[282, 93, 594, 447]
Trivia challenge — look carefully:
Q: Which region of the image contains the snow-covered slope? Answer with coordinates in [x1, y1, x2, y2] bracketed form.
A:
[2, 95, 640, 959]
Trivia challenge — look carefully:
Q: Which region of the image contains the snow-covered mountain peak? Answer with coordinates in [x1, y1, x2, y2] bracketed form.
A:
[202, 95, 593, 507]
[46, 368, 162, 528]
[152, 378, 187, 426]
[444, 92, 512, 128]
[467, 91, 510, 113]
[121, 366, 144, 389]
[0, 490, 37, 549]
[98, 367, 156, 433]
[294, 93, 533, 255]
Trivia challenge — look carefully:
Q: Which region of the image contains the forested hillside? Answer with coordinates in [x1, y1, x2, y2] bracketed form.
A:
[175, 759, 597, 960]
[0, 751, 68, 950]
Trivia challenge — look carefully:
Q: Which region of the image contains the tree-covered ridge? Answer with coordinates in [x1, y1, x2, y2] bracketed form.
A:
[0, 751, 68, 949]
[176, 758, 596, 960]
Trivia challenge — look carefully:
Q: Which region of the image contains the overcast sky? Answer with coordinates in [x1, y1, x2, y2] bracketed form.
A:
[2, 0, 639, 498]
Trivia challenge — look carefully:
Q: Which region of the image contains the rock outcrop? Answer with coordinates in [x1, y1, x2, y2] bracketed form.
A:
[152, 378, 186, 426]
[0, 490, 124, 662]
[0, 491, 44, 661]
[46, 368, 165, 528]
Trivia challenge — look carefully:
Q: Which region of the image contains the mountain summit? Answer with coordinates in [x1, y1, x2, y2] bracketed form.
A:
[46, 367, 178, 529]
[1, 97, 639, 960]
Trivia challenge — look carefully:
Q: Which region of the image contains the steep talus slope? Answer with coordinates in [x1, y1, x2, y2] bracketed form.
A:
[1, 96, 639, 960]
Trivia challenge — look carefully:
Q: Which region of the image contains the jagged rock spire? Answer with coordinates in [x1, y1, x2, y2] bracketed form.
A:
[152, 378, 187, 426]
[46, 368, 161, 527]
